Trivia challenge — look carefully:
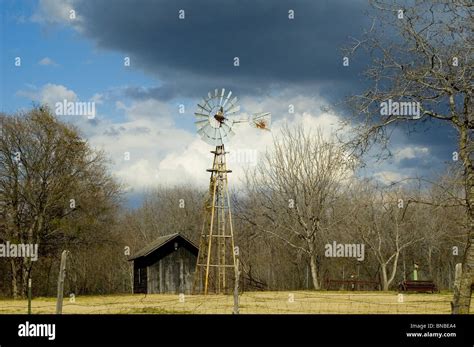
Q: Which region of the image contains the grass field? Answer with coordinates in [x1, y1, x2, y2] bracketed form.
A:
[0, 291, 462, 314]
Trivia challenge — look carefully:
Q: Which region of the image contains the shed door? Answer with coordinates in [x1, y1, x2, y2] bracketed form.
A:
[164, 255, 180, 293]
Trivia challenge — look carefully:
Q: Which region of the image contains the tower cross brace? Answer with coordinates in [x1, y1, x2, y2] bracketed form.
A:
[193, 145, 237, 294]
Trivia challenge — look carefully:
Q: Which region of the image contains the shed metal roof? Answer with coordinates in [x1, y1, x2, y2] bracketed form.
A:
[128, 233, 198, 261]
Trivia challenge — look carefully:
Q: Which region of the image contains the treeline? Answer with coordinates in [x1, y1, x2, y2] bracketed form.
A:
[0, 108, 467, 297]
[0, 108, 123, 298]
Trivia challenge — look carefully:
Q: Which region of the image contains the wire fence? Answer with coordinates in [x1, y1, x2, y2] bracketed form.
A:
[0, 290, 455, 314]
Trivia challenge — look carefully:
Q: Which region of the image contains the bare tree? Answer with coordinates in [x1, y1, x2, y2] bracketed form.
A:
[120, 185, 205, 247]
[405, 169, 466, 283]
[240, 125, 354, 289]
[351, 182, 422, 290]
[0, 107, 121, 298]
[343, 1, 473, 312]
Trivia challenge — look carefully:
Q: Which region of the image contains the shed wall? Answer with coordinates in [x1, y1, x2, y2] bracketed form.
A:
[147, 246, 196, 294]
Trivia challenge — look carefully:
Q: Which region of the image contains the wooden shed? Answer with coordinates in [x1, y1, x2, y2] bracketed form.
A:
[128, 233, 198, 294]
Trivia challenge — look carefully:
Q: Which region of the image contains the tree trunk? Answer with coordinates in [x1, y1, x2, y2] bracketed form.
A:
[309, 252, 320, 290]
[453, 263, 463, 292]
[428, 247, 433, 279]
[381, 264, 389, 291]
[22, 258, 32, 298]
[387, 252, 400, 289]
[452, 205, 473, 313]
[452, 124, 473, 314]
[10, 259, 19, 299]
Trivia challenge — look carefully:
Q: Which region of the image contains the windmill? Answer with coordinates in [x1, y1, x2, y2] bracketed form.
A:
[193, 88, 270, 294]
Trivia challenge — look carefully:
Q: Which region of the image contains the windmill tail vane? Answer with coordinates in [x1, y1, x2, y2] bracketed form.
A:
[250, 112, 271, 131]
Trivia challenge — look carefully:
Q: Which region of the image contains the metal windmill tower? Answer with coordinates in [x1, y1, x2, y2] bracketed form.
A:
[192, 88, 270, 294]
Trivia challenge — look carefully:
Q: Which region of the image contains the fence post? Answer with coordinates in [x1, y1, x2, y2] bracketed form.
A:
[27, 278, 32, 314]
[56, 250, 69, 314]
[233, 259, 240, 314]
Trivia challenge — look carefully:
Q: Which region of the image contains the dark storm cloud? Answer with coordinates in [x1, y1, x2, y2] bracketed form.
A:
[67, 0, 455, 179]
[390, 119, 458, 163]
[124, 86, 181, 102]
[73, 0, 371, 99]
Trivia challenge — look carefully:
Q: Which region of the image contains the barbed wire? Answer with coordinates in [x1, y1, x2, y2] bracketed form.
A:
[0, 290, 455, 314]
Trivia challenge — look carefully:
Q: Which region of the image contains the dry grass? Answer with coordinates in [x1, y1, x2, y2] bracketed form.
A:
[0, 291, 458, 314]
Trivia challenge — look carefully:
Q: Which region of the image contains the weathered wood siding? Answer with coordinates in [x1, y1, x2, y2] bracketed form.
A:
[147, 246, 196, 294]
[132, 236, 198, 294]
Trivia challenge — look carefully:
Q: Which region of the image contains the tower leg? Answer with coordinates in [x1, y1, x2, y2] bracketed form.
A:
[193, 145, 237, 294]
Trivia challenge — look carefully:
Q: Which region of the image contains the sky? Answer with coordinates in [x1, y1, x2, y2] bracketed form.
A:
[0, 0, 456, 207]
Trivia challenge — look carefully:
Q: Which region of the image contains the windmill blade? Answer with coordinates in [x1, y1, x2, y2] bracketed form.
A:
[212, 127, 219, 145]
[195, 89, 270, 145]
[201, 125, 212, 138]
[197, 124, 211, 136]
[225, 105, 241, 115]
[195, 118, 208, 125]
[203, 98, 213, 109]
[222, 90, 232, 108]
[219, 124, 228, 137]
[224, 97, 238, 112]
[221, 122, 236, 139]
[201, 125, 219, 146]
[194, 119, 209, 129]
[219, 88, 225, 106]
[194, 112, 210, 120]
[197, 103, 211, 113]
[218, 128, 226, 143]
[224, 97, 237, 111]
[219, 132, 226, 145]
[208, 126, 217, 138]
[220, 123, 230, 137]
[206, 93, 216, 108]
[222, 117, 235, 127]
[218, 132, 225, 145]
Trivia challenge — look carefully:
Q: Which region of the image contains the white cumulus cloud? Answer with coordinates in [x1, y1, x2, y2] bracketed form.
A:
[38, 57, 59, 66]
[373, 171, 408, 185]
[17, 84, 351, 192]
[394, 146, 429, 162]
[31, 0, 82, 27]
[17, 83, 77, 107]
